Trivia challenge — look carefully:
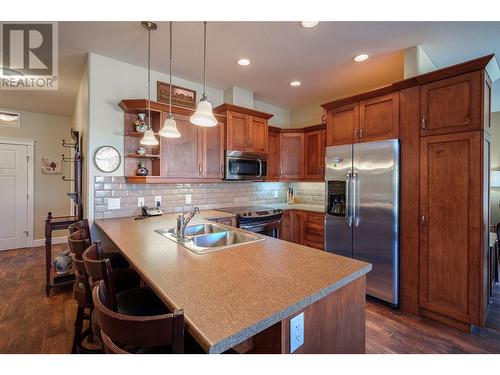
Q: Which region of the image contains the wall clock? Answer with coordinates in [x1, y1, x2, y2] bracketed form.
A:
[94, 146, 121, 173]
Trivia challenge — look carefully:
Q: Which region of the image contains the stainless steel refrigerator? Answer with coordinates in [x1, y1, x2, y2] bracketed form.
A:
[324, 139, 399, 305]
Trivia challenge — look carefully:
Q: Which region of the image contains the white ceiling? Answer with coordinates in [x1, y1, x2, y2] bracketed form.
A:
[1, 21, 499, 117]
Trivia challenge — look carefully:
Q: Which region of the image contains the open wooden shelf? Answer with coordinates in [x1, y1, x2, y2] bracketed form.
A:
[125, 153, 160, 159]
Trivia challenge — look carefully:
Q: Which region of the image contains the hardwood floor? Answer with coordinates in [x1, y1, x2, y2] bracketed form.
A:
[0, 245, 499, 354]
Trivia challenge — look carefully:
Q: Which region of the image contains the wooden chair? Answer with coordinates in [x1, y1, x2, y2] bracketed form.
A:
[83, 241, 142, 339]
[93, 259, 184, 354]
[68, 228, 100, 354]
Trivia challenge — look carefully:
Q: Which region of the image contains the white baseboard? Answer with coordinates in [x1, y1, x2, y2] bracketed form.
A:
[31, 236, 67, 247]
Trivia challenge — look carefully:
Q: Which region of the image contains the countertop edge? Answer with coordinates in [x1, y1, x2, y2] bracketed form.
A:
[208, 263, 372, 354]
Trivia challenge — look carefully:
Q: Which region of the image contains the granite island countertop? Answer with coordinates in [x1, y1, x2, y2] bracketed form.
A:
[94, 210, 370, 353]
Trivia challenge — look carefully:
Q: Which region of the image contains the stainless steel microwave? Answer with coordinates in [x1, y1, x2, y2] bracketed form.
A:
[225, 151, 267, 181]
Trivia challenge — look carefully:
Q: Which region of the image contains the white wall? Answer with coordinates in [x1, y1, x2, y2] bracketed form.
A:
[254, 100, 290, 126]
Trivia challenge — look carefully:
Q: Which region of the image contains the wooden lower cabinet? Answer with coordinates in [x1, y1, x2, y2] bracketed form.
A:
[280, 210, 324, 250]
[419, 131, 483, 327]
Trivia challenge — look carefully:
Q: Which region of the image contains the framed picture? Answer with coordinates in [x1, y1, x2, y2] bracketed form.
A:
[157, 81, 197, 109]
[41, 158, 61, 174]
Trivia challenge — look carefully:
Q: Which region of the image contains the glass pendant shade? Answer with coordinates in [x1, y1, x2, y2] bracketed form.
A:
[159, 114, 181, 138]
[190, 96, 217, 127]
[140, 128, 159, 145]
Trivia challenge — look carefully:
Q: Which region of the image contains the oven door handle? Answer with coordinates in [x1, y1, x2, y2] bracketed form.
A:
[240, 221, 281, 232]
[257, 159, 262, 178]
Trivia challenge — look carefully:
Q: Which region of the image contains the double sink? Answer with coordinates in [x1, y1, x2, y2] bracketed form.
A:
[155, 223, 264, 254]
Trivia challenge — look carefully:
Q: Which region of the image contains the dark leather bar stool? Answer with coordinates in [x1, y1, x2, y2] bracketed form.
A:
[83, 241, 142, 338]
[69, 219, 129, 268]
[93, 259, 184, 353]
[67, 228, 101, 353]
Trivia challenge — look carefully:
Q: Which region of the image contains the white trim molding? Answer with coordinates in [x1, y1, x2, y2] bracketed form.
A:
[0, 137, 35, 248]
[31, 236, 67, 248]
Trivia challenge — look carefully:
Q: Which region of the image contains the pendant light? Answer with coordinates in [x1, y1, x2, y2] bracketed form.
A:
[159, 21, 181, 138]
[190, 21, 217, 127]
[140, 21, 159, 146]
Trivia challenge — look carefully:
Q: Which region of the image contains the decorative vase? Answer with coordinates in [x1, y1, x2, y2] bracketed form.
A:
[134, 113, 148, 132]
[136, 161, 149, 176]
[136, 146, 146, 155]
[52, 249, 73, 274]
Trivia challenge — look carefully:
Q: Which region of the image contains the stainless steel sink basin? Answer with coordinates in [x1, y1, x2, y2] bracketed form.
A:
[155, 223, 264, 254]
[167, 223, 226, 237]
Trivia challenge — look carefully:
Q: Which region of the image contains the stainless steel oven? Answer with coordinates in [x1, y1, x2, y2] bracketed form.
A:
[218, 206, 284, 239]
[225, 151, 267, 181]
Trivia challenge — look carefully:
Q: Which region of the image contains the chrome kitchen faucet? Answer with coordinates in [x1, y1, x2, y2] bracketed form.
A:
[176, 207, 200, 242]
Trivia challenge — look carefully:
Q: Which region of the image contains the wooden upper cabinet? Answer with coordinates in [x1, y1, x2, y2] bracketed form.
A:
[161, 113, 202, 178]
[202, 122, 224, 179]
[280, 133, 304, 179]
[359, 92, 399, 142]
[226, 111, 248, 151]
[248, 116, 268, 153]
[304, 130, 325, 180]
[420, 71, 481, 136]
[267, 129, 280, 181]
[326, 103, 359, 146]
[214, 104, 273, 154]
[419, 131, 481, 325]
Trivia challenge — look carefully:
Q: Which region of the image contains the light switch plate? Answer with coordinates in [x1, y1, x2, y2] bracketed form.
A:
[290, 312, 304, 353]
[107, 198, 121, 210]
[154, 195, 161, 207]
[185, 194, 192, 204]
[137, 197, 145, 208]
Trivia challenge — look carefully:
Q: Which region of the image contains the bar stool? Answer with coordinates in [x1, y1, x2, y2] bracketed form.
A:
[93, 259, 184, 353]
[67, 229, 101, 353]
[83, 241, 142, 338]
[69, 219, 129, 268]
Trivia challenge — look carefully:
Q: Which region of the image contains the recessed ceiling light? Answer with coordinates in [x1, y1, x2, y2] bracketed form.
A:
[353, 54, 369, 62]
[290, 81, 301, 87]
[238, 58, 250, 66]
[301, 21, 319, 28]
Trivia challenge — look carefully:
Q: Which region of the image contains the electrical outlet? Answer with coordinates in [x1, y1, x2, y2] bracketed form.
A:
[154, 196, 161, 207]
[107, 198, 121, 210]
[137, 197, 145, 208]
[274, 191, 278, 198]
[185, 194, 192, 204]
[290, 312, 304, 353]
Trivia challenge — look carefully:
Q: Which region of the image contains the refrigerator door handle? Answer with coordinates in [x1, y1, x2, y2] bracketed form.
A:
[345, 171, 353, 227]
[353, 171, 360, 227]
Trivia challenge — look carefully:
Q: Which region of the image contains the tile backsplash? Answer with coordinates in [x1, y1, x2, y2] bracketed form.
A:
[94, 176, 288, 219]
[289, 182, 325, 206]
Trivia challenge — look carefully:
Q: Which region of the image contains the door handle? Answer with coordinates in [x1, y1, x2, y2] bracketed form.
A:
[198, 164, 202, 176]
[345, 171, 353, 227]
[421, 115, 426, 131]
[353, 171, 360, 227]
[354, 129, 358, 141]
[420, 214, 426, 228]
[360, 128, 364, 139]
[220, 164, 224, 176]
[257, 159, 262, 178]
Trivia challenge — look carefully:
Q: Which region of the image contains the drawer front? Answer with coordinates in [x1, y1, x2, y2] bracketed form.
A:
[306, 212, 325, 227]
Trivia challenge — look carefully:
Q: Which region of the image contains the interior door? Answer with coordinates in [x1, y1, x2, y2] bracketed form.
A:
[0, 143, 28, 251]
[352, 139, 399, 305]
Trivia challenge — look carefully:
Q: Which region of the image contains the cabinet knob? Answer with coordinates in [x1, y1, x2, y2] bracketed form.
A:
[198, 164, 202, 176]
[421, 116, 426, 131]
[354, 129, 358, 141]
[360, 128, 364, 139]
